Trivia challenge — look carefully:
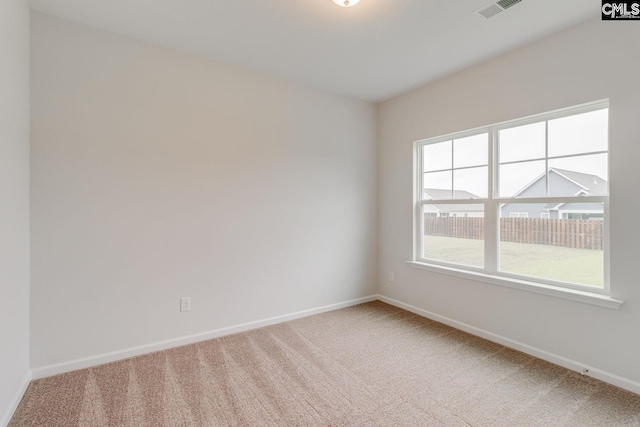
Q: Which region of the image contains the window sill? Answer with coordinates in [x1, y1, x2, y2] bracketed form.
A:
[406, 261, 624, 310]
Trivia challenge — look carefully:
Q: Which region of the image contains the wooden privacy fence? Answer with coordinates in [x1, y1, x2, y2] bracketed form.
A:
[424, 217, 604, 250]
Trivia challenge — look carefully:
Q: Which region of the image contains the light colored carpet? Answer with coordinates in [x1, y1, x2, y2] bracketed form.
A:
[10, 301, 640, 426]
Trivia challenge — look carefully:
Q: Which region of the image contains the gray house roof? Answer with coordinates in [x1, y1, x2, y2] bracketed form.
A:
[424, 188, 479, 200]
[513, 168, 608, 198]
[551, 168, 607, 195]
[423, 188, 482, 213]
[505, 168, 607, 215]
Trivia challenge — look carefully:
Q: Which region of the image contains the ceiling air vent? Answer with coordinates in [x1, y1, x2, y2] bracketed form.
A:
[497, 0, 522, 9]
[479, 4, 503, 18]
[478, 0, 523, 19]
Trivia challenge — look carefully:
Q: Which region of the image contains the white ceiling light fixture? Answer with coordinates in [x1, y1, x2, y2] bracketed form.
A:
[333, 0, 361, 7]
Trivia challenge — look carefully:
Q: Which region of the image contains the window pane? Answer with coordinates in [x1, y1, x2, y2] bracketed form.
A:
[499, 203, 604, 288]
[454, 133, 488, 168]
[423, 140, 452, 172]
[423, 207, 484, 268]
[548, 109, 608, 157]
[548, 154, 608, 196]
[424, 171, 452, 199]
[454, 166, 488, 199]
[498, 160, 545, 198]
[499, 122, 546, 163]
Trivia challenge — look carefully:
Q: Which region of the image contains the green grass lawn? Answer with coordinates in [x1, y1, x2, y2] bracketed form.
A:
[424, 235, 604, 288]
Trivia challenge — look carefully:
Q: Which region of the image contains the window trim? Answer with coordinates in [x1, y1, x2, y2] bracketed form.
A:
[406, 260, 623, 309]
[412, 100, 618, 307]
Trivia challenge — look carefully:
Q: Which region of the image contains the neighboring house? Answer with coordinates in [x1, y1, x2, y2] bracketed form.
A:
[501, 168, 607, 220]
[424, 189, 483, 218]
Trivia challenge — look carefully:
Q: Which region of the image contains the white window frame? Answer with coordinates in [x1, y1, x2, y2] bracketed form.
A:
[409, 100, 622, 309]
[509, 212, 529, 218]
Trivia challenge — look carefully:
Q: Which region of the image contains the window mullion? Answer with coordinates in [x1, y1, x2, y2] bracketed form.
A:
[450, 141, 455, 199]
[545, 120, 550, 196]
[485, 127, 498, 274]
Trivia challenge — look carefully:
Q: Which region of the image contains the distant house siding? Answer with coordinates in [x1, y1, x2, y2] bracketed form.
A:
[501, 203, 560, 219]
[501, 171, 585, 219]
[548, 172, 584, 197]
[558, 202, 605, 219]
[424, 205, 484, 218]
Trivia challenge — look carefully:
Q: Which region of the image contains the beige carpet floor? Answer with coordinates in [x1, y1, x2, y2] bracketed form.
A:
[10, 301, 640, 426]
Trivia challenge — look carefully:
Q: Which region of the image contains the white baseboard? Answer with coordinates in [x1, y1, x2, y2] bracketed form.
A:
[31, 295, 377, 380]
[377, 294, 640, 396]
[30, 293, 640, 396]
[1, 370, 32, 427]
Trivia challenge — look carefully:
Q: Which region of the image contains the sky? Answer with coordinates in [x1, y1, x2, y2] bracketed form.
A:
[422, 108, 609, 199]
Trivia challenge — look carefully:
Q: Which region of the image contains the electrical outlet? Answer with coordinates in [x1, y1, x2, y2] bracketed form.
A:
[180, 297, 191, 312]
[389, 271, 395, 282]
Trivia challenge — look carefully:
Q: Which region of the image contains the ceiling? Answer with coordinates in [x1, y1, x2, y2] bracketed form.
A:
[27, 0, 599, 102]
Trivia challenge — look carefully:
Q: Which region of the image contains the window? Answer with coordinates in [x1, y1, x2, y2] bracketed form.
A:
[414, 101, 609, 294]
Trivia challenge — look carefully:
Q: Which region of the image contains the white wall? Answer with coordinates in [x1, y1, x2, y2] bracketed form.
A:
[30, 12, 377, 370]
[378, 19, 640, 388]
[0, 0, 31, 423]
